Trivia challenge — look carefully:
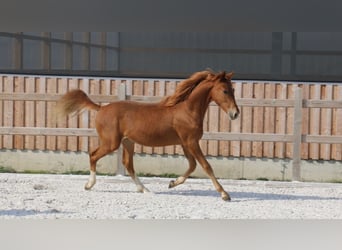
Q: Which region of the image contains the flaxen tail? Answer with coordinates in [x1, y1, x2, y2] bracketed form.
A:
[56, 89, 100, 117]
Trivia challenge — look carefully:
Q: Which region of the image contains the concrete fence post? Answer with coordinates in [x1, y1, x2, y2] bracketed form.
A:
[292, 87, 303, 181]
[116, 83, 126, 175]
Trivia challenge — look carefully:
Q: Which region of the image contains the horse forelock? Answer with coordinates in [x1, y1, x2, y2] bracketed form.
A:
[161, 70, 214, 107]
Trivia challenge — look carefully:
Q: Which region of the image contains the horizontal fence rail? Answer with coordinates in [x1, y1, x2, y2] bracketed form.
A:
[0, 128, 340, 144]
[0, 74, 342, 180]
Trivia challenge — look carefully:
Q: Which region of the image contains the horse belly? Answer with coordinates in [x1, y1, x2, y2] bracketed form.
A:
[127, 127, 181, 147]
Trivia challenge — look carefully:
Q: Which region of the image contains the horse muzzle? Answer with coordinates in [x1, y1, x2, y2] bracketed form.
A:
[228, 110, 240, 120]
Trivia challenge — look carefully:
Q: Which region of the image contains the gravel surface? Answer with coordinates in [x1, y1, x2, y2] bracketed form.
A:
[0, 173, 341, 219]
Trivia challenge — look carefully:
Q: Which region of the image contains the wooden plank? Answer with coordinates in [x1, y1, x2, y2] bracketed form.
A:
[292, 87, 303, 181]
[300, 84, 310, 159]
[263, 83, 276, 158]
[24, 77, 36, 150]
[285, 84, 295, 158]
[236, 98, 294, 107]
[0, 127, 97, 136]
[309, 84, 321, 160]
[0, 93, 119, 103]
[230, 82, 242, 157]
[218, 109, 230, 156]
[200, 104, 209, 156]
[252, 83, 264, 157]
[46, 78, 57, 151]
[202, 132, 293, 142]
[56, 78, 68, 151]
[303, 135, 342, 144]
[128, 96, 162, 102]
[36, 77, 46, 150]
[274, 83, 287, 158]
[319, 85, 333, 160]
[14, 77, 25, 149]
[122, 79, 131, 96]
[104, 79, 112, 103]
[0, 93, 60, 101]
[3, 76, 14, 149]
[207, 104, 219, 156]
[241, 82, 253, 157]
[112, 77, 121, 99]
[218, 98, 230, 156]
[304, 99, 342, 108]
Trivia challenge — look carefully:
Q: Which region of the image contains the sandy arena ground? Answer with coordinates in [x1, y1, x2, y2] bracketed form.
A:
[0, 173, 341, 219]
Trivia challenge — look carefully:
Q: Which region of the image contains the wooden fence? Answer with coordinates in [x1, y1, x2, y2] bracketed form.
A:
[0, 74, 341, 180]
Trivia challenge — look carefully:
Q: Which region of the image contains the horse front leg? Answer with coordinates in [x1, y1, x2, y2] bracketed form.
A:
[169, 145, 197, 188]
[186, 141, 231, 201]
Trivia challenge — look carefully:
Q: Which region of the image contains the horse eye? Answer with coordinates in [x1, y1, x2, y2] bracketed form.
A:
[223, 90, 228, 94]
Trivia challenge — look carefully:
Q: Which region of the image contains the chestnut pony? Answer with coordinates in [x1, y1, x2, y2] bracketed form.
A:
[57, 70, 240, 201]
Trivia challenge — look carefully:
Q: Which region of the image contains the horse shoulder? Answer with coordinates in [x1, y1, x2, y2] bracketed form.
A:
[172, 104, 203, 139]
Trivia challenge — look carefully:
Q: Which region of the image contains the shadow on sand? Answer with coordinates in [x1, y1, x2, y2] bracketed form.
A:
[155, 189, 341, 202]
[0, 208, 71, 217]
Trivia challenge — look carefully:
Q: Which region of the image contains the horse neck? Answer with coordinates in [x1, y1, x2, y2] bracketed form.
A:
[186, 81, 213, 119]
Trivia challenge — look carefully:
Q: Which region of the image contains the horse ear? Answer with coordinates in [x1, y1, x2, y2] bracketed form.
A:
[217, 71, 226, 80]
[226, 72, 234, 80]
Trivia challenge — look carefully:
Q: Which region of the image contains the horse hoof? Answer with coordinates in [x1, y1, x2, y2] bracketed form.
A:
[221, 192, 231, 201]
[84, 182, 95, 190]
[137, 186, 150, 193]
[168, 180, 175, 189]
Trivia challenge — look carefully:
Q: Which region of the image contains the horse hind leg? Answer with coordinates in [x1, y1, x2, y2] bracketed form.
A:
[169, 146, 196, 188]
[122, 138, 150, 193]
[85, 139, 121, 190]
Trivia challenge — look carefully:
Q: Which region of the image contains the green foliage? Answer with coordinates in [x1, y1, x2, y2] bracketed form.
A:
[0, 166, 17, 173]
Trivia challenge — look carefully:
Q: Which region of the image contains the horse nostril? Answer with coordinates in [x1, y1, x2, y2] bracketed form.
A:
[230, 111, 239, 120]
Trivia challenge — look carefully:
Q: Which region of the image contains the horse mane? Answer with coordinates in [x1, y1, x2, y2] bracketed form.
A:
[161, 70, 215, 107]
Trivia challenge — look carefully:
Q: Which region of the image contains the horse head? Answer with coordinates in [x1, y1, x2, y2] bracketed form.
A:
[210, 71, 240, 120]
